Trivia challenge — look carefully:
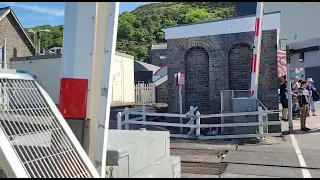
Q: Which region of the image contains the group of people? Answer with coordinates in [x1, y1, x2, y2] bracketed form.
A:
[279, 75, 320, 132]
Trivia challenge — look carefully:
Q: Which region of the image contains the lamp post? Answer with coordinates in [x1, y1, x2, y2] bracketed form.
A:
[28, 29, 50, 55]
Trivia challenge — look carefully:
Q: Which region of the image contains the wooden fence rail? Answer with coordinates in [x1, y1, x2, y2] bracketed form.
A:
[134, 83, 155, 104]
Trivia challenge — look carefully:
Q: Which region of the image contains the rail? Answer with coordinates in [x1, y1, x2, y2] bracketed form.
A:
[117, 105, 281, 140]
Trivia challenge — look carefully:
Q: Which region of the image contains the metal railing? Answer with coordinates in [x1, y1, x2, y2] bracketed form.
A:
[117, 105, 281, 140]
[0, 70, 99, 178]
[220, 90, 270, 134]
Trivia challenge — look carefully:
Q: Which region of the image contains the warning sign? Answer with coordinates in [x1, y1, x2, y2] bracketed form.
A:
[177, 72, 185, 86]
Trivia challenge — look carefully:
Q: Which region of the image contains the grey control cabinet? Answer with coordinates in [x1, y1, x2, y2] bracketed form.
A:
[106, 130, 180, 178]
[131, 156, 181, 178]
[232, 97, 259, 135]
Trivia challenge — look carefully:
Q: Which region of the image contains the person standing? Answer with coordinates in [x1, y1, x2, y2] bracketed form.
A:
[292, 76, 300, 94]
[298, 81, 311, 132]
[279, 76, 288, 121]
[307, 78, 318, 116]
[292, 76, 300, 116]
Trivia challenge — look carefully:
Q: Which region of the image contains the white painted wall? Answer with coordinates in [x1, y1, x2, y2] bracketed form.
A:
[287, 37, 320, 69]
[11, 58, 61, 104]
[164, 12, 280, 40]
[264, 2, 320, 49]
[114, 53, 135, 103]
[11, 54, 135, 104]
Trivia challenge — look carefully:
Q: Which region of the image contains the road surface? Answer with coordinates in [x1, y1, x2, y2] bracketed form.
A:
[221, 102, 320, 178]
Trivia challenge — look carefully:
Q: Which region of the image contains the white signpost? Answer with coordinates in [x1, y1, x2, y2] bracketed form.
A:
[177, 72, 185, 134]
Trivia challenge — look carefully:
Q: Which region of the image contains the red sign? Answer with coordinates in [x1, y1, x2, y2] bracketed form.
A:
[178, 72, 185, 86]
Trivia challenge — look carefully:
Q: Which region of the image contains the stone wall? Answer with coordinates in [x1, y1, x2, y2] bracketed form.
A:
[166, 30, 279, 132]
[0, 13, 34, 66]
[149, 48, 168, 67]
[156, 81, 168, 103]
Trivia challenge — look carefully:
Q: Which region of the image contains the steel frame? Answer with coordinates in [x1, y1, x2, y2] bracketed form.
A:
[0, 70, 99, 178]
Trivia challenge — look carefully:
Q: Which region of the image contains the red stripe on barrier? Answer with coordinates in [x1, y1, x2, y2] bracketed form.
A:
[252, 54, 257, 72]
[255, 18, 260, 36]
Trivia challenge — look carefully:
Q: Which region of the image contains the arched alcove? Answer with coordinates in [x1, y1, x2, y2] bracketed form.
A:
[228, 43, 253, 90]
[185, 46, 210, 113]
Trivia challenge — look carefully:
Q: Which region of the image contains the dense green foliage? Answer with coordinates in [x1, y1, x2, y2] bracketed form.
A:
[25, 2, 236, 61]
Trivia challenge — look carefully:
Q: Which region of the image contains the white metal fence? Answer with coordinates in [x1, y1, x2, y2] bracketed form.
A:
[116, 105, 281, 140]
[134, 83, 155, 104]
[0, 71, 99, 178]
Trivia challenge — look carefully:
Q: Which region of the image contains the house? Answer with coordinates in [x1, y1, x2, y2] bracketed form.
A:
[0, 7, 35, 66]
[236, 2, 320, 85]
[236, 2, 320, 49]
[10, 52, 135, 105]
[134, 60, 160, 84]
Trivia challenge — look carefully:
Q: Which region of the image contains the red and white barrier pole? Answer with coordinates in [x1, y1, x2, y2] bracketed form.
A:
[250, 2, 264, 98]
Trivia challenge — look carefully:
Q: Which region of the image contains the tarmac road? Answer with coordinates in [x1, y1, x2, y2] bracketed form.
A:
[221, 102, 320, 178]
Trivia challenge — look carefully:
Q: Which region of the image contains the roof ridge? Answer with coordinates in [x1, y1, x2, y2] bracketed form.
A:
[0, 6, 10, 11]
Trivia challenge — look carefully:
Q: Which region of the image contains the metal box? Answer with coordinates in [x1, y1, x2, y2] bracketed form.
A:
[59, 78, 88, 119]
[131, 156, 181, 178]
[232, 97, 258, 134]
[106, 130, 170, 178]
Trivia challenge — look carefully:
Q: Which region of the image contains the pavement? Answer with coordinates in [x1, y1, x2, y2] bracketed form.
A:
[220, 102, 320, 178]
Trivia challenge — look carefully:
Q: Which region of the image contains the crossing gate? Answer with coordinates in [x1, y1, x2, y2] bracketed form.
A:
[0, 70, 99, 178]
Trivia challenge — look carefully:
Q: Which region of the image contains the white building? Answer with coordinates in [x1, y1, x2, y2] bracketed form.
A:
[264, 2, 320, 49]
[10, 52, 135, 105]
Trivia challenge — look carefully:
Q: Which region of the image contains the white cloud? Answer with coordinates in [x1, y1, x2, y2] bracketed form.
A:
[1, 2, 64, 17]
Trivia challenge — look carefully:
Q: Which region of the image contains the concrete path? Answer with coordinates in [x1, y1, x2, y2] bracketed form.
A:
[221, 102, 320, 178]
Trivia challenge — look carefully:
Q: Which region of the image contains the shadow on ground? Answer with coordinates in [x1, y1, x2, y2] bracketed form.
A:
[282, 128, 320, 135]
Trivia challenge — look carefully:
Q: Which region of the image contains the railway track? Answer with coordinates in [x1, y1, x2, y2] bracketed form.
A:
[170, 139, 238, 178]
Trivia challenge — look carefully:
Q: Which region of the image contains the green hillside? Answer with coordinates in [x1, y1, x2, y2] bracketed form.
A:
[25, 2, 236, 61]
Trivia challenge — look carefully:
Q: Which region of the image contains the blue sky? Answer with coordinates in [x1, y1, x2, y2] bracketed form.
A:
[0, 2, 153, 28]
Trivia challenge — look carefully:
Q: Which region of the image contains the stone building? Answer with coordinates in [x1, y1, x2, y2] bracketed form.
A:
[0, 7, 35, 66]
[150, 12, 281, 132]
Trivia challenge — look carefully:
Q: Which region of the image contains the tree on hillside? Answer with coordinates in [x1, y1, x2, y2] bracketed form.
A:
[25, 2, 236, 61]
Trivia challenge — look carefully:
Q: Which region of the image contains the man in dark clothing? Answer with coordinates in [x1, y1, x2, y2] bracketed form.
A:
[279, 76, 288, 121]
[298, 81, 311, 132]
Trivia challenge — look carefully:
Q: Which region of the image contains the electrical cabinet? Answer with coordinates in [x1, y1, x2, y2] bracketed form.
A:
[232, 97, 259, 135]
[106, 130, 174, 178]
[131, 156, 181, 178]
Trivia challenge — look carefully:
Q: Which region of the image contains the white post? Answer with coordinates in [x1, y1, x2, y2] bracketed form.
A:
[117, 112, 122, 130]
[250, 2, 264, 98]
[258, 106, 263, 137]
[220, 91, 224, 134]
[3, 39, 6, 69]
[61, 2, 119, 177]
[189, 106, 194, 134]
[152, 84, 156, 104]
[179, 85, 183, 134]
[196, 111, 201, 137]
[125, 107, 129, 130]
[286, 46, 293, 133]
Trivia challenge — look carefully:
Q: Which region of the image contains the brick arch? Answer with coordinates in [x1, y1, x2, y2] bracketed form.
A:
[228, 43, 253, 90]
[183, 39, 214, 58]
[184, 46, 210, 113]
